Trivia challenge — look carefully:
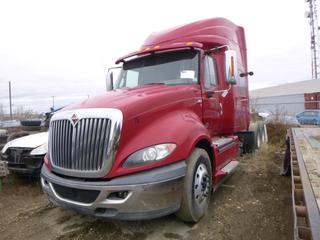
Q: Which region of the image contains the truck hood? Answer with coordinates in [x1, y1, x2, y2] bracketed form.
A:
[63, 85, 200, 119]
[1, 132, 48, 153]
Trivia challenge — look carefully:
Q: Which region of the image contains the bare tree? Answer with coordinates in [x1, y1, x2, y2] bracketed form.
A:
[13, 105, 38, 120]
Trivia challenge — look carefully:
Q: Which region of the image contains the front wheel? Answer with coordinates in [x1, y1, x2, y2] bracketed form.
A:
[176, 148, 212, 222]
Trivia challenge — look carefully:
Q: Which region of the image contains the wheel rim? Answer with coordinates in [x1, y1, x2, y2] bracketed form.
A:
[194, 163, 210, 207]
[262, 127, 266, 143]
[257, 133, 261, 148]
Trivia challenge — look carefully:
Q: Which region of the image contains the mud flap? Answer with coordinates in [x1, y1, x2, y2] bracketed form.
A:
[236, 131, 255, 153]
[236, 121, 267, 154]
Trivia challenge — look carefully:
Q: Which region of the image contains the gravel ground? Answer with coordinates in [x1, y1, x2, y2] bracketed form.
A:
[0, 144, 292, 240]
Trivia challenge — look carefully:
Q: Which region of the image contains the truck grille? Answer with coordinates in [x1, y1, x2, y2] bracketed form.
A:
[50, 118, 111, 171]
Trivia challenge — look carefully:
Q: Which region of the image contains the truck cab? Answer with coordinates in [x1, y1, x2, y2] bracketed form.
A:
[41, 18, 254, 222]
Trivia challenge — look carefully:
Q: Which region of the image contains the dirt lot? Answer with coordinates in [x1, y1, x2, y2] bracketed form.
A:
[0, 144, 292, 240]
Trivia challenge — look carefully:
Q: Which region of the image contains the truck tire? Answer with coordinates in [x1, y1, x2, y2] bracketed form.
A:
[255, 128, 261, 149]
[20, 120, 41, 127]
[261, 123, 268, 143]
[257, 122, 266, 146]
[249, 122, 260, 150]
[259, 122, 268, 144]
[176, 148, 212, 222]
[249, 121, 267, 150]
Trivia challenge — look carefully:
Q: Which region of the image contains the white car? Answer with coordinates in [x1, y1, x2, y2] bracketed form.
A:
[0, 132, 48, 176]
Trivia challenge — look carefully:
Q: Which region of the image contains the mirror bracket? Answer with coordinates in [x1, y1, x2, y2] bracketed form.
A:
[239, 71, 254, 77]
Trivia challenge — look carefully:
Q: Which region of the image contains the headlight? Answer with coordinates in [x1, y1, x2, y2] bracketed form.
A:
[123, 143, 176, 168]
[30, 143, 48, 155]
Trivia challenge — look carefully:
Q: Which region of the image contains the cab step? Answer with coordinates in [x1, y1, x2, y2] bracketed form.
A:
[214, 160, 239, 192]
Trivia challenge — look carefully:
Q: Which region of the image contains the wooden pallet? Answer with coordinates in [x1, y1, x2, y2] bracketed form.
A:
[0, 160, 9, 177]
[0, 160, 9, 192]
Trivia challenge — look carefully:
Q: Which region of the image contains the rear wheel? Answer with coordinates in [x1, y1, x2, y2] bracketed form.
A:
[176, 148, 212, 222]
[255, 129, 261, 149]
[251, 122, 267, 150]
[258, 122, 267, 145]
[250, 122, 261, 150]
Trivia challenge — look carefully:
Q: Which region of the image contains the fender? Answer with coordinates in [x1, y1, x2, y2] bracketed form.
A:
[106, 108, 211, 178]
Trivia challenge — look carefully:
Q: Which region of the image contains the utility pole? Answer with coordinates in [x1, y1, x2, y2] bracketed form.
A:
[8, 81, 13, 120]
[305, 0, 320, 79]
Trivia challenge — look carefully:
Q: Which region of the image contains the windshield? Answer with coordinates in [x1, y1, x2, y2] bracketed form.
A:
[115, 49, 199, 89]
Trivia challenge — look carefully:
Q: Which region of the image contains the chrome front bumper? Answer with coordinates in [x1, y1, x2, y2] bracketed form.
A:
[41, 161, 186, 220]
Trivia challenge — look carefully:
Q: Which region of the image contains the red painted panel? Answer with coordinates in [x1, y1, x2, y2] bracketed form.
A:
[54, 17, 249, 179]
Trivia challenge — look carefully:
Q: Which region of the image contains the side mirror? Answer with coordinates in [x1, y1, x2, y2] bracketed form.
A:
[106, 66, 122, 91]
[225, 50, 238, 85]
[106, 71, 114, 91]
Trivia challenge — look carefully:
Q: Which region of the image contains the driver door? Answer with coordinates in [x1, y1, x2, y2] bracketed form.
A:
[202, 54, 222, 135]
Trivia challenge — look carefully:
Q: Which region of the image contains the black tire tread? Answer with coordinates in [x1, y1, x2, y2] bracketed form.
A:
[20, 120, 41, 127]
[176, 148, 212, 222]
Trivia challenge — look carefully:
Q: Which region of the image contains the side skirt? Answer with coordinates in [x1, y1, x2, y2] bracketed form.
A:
[213, 160, 239, 192]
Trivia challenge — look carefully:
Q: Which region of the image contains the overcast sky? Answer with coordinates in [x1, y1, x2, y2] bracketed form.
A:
[0, 0, 313, 113]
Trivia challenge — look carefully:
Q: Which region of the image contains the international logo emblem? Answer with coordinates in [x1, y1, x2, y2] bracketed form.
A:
[71, 114, 79, 126]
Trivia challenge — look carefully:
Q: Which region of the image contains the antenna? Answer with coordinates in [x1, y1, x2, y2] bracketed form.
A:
[305, 0, 320, 79]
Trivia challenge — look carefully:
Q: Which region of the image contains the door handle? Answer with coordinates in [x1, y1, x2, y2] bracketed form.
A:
[206, 90, 215, 98]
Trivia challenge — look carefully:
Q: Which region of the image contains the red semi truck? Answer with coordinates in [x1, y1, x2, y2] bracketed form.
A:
[41, 18, 260, 222]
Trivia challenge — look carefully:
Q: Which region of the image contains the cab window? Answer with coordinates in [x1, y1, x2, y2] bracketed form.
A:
[204, 55, 218, 88]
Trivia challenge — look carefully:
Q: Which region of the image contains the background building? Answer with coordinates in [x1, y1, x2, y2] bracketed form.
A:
[249, 79, 320, 115]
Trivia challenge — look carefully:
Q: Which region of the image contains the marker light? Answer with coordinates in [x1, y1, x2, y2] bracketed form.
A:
[231, 56, 235, 78]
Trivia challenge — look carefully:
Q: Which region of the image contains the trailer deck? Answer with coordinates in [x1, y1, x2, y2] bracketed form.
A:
[290, 128, 320, 240]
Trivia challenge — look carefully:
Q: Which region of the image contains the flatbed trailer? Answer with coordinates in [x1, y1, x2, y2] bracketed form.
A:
[289, 128, 320, 240]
